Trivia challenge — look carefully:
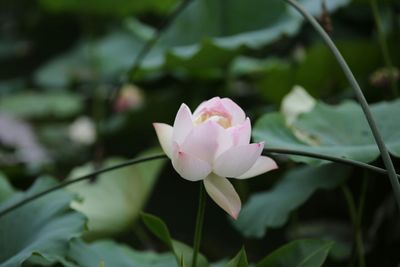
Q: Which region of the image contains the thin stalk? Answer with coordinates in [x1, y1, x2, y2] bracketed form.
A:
[370, 0, 398, 97]
[283, 0, 400, 212]
[263, 148, 400, 179]
[341, 185, 366, 267]
[2, 148, 400, 219]
[0, 154, 166, 218]
[191, 183, 206, 267]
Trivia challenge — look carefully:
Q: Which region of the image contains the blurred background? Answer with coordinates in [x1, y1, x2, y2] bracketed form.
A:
[0, 0, 399, 266]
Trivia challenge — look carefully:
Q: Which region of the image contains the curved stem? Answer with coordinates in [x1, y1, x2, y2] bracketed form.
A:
[0, 154, 166, 218]
[283, 0, 400, 212]
[263, 148, 400, 179]
[191, 183, 206, 267]
[2, 148, 399, 219]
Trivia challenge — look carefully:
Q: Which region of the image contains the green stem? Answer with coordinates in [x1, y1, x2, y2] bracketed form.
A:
[263, 148, 400, 179]
[0, 154, 166, 218]
[283, 0, 400, 212]
[2, 148, 400, 218]
[341, 185, 366, 267]
[370, 0, 398, 97]
[191, 183, 206, 267]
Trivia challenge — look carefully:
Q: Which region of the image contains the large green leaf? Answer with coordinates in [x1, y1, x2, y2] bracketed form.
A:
[256, 239, 333, 267]
[254, 99, 400, 164]
[35, 0, 349, 87]
[0, 177, 86, 267]
[67, 152, 165, 239]
[66, 239, 177, 267]
[0, 92, 82, 119]
[234, 164, 351, 238]
[141, 212, 209, 267]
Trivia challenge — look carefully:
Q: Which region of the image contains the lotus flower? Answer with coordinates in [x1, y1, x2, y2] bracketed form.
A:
[153, 97, 277, 219]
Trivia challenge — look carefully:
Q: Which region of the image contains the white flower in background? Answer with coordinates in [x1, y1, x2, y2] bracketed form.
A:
[69, 116, 96, 145]
[281, 85, 316, 126]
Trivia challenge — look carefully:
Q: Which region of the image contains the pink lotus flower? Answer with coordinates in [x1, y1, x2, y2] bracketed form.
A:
[153, 97, 277, 219]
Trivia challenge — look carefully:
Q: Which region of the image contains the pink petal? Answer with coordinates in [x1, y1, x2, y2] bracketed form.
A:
[214, 142, 264, 178]
[193, 97, 221, 117]
[172, 104, 193, 144]
[236, 156, 278, 179]
[181, 121, 220, 163]
[221, 98, 246, 125]
[215, 126, 233, 159]
[227, 118, 251, 146]
[203, 174, 241, 219]
[153, 123, 173, 158]
[172, 142, 212, 181]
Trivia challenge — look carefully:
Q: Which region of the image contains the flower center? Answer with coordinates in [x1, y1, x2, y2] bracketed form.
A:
[195, 111, 232, 128]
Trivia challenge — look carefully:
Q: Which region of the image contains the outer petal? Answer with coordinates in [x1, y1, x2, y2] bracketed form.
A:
[203, 174, 241, 219]
[172, 104, 193, 144]
[153, 123, 173, 158]
[235, 156, 278, 179]
[172, 142, 212, 181]
[214, 142, 264, 178]
[181, 120, 220, 163]
[221, 98, 246, 125]
[227, 117, 251, 146]
[215, 125, 233, 159]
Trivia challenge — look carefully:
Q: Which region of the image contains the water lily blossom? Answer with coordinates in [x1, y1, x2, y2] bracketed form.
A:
[153, 97, 277, 219]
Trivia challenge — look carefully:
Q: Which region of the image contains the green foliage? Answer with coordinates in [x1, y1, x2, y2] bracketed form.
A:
[141, 213, 175, 250]
[225, 248, 248, 267]
[141, 212, 209, 267]
[1, 0, 399, 265]
[287, 221, 352, 261]
[0, 92, 82, 119]
[66, 152, 165, 239]
[254, 40, 399, 103]
[38, 0, 177, 16]
[34, 0, 350, 87]
[253, 99, 400, 164]
[234, 164, 351, 238]
[0, 177, 86, 267]
[0, 173, 15, 203]
[256, 239, 333, 267]
[66, 239, 177, 267]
